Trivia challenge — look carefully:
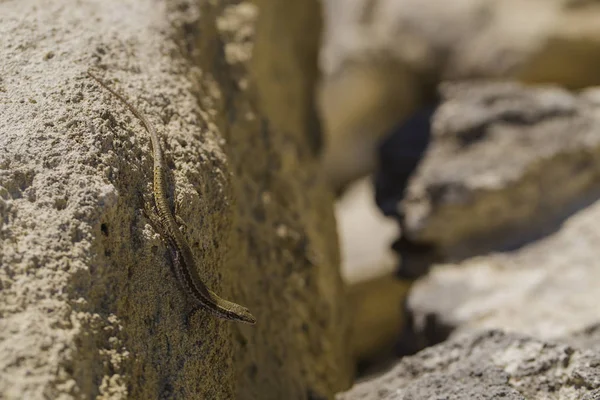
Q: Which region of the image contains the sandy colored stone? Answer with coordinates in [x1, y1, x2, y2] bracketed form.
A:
[0, 0, 351, 399]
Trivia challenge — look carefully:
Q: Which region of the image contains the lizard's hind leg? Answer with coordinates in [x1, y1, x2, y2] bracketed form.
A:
[140, 192, 163, 236]
[173, 197, 188, 234]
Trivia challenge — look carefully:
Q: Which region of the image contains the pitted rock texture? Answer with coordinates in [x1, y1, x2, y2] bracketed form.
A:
[0, 0, 351, 399]
[337, 330, 600, 400]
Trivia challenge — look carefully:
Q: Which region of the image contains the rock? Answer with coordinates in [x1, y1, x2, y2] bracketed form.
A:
[0, 0, 351, 399]
[384, 82, 600, 361]
[401, 82, 600, 259]
[407, 194, 600, 349]
[561, 323, 600, 353]
[337, 330, 600, 400]
[318, 0, 600, 192]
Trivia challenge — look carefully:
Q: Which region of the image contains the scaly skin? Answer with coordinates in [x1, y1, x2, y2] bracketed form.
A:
[88, 70, 256, 324]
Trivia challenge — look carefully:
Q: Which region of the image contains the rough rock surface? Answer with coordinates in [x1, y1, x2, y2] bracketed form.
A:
[401, 83, 600, 258]
[337, 330, 600, 400]
[319, 0, 600, 191]
[0, 0, 351, 399]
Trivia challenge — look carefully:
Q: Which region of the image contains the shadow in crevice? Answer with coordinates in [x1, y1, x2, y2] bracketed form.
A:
[441, 185, 600, 263]
[374, 104, 437, 219]
[395, 298, 455, 358]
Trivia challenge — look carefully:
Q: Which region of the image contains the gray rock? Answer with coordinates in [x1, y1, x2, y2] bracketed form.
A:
[407, 184, 600, 350]
[337, 330, 600, 400]
[401, 82, 600, 259]
[395, 83, 600, 365]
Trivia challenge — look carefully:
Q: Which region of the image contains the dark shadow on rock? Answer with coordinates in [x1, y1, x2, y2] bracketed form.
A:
[374, 104, 441, 280]
[374, 104, 437, 218]
[392, 237, 442, 280]
[395, 297, 454, 357]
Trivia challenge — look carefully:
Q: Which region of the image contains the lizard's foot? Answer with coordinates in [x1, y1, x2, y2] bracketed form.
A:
[142, 201, 164, 237]
[175, 215, 188, 234]
[173, 198, 189, 234]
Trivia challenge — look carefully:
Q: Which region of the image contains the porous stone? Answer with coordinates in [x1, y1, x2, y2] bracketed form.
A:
[337, 330, 600, 400]
[0, 0, 351, 399]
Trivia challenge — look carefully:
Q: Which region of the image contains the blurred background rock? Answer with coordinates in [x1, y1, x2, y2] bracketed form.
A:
[324, 0, 600, 392]
[320, 0, 600, 194]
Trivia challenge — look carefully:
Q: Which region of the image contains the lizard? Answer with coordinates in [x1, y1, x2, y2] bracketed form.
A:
[87, 70, 257, 325]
